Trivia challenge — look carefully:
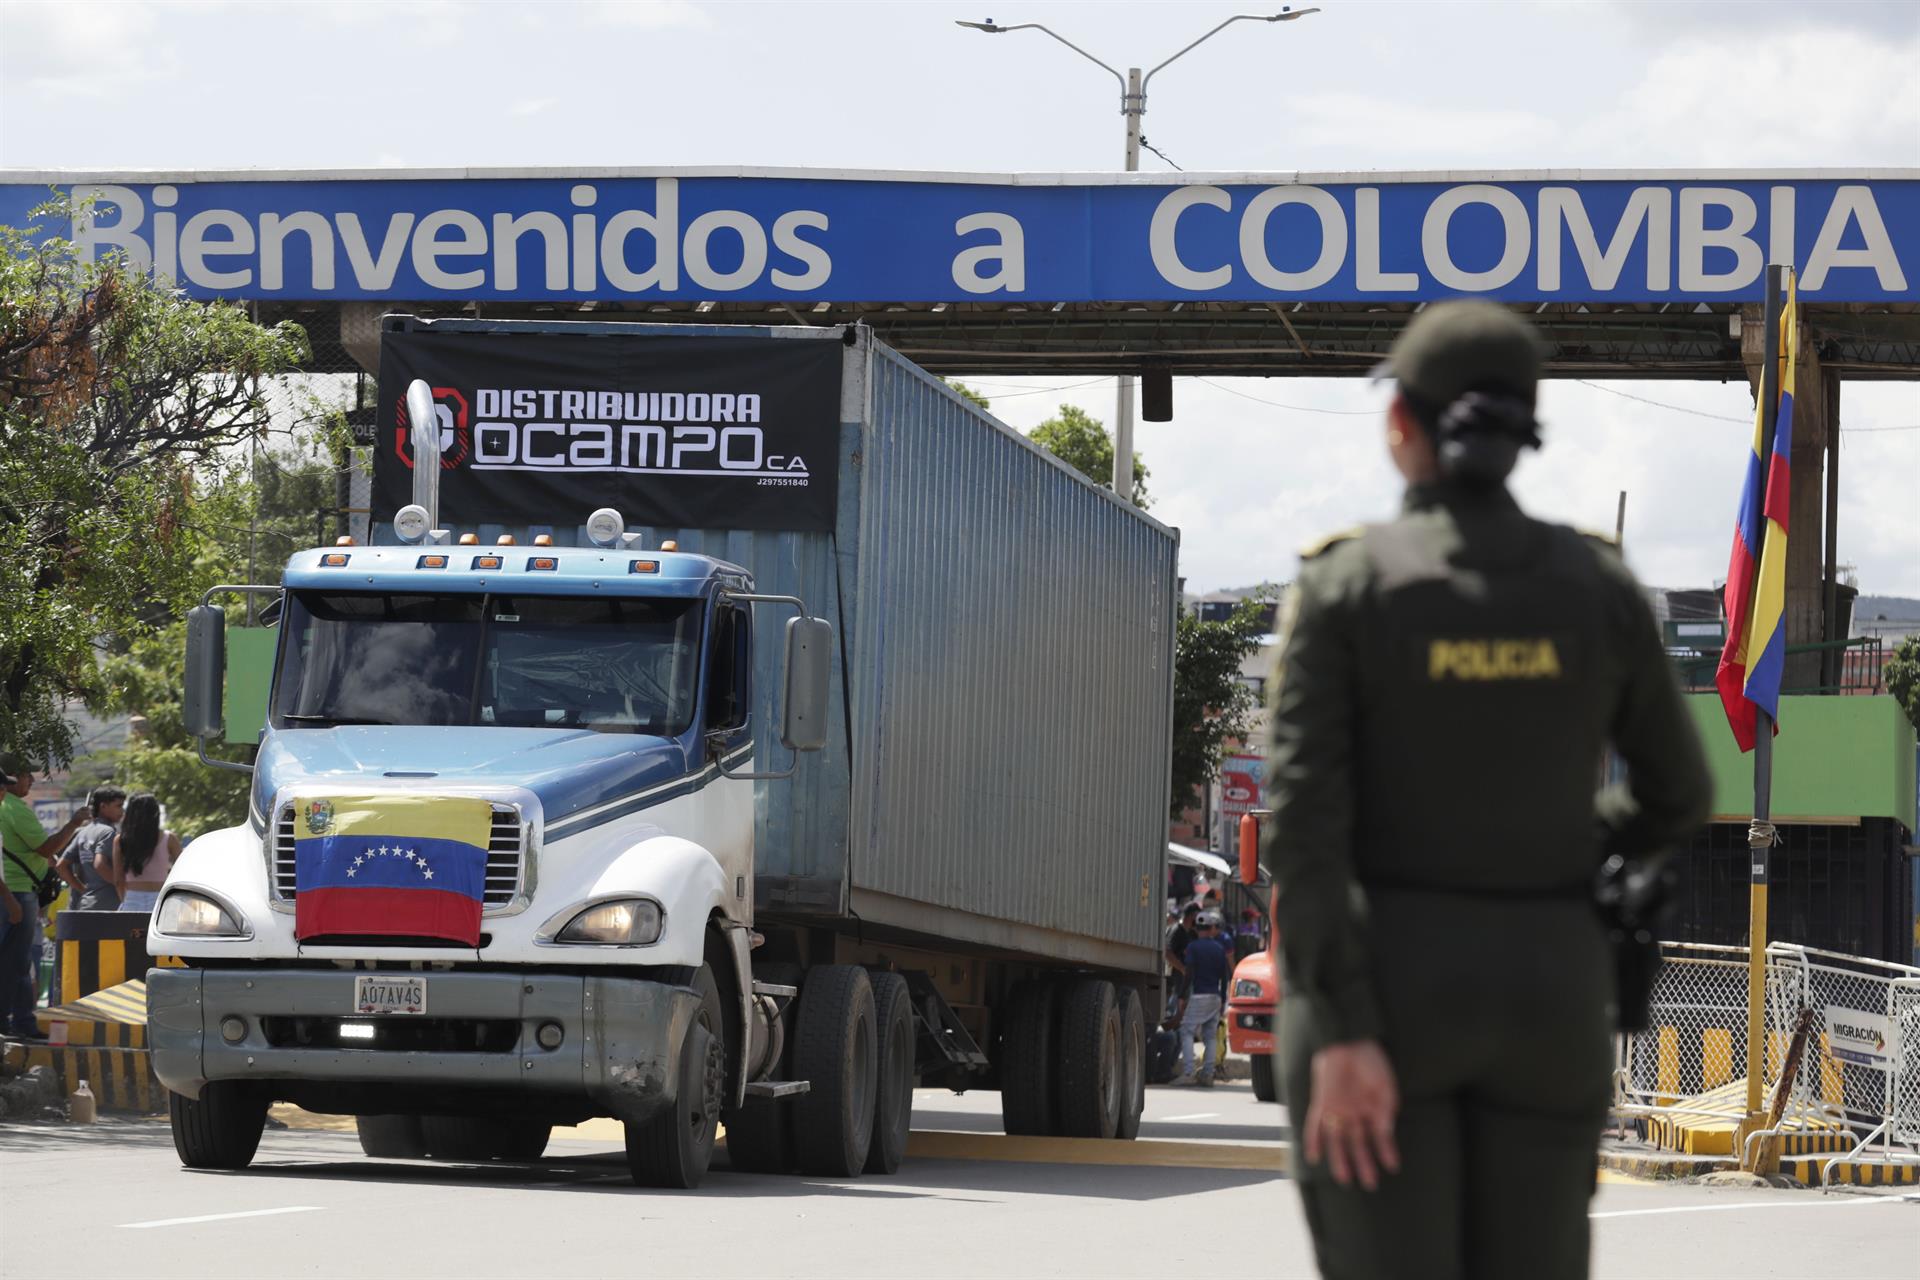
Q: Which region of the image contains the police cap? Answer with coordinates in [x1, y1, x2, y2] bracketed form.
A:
[1374, 301, 1545, 406]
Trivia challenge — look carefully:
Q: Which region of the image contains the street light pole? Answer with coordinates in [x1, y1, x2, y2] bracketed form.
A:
[958, 10, 1319, 504]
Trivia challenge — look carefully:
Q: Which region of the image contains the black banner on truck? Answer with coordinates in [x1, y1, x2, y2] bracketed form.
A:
[374, 331, 842, 533]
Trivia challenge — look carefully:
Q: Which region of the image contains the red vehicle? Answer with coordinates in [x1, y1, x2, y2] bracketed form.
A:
[1228, 815, 1280, 1102]
[1227, 893, 1279, 1101]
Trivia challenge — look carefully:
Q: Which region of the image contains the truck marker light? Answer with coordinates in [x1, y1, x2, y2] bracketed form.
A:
[321, 553, 350, 567]
[528, 556, 558, 571]
[629, 559, 659, 574]
[416, 555, 448, 569]
[335, 535, 355, 547]
[471, 555, 504, 571]
[458, 533, 480, 545]
[659, 540, 679, 552]
[532, 534, 554, 546]
[497, 535, 517, 546]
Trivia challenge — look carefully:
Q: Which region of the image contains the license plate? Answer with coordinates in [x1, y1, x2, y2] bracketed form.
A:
[354, 975, 427, 1015]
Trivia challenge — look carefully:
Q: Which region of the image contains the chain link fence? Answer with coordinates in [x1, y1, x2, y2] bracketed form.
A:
[1615, 941, 1920, 1183]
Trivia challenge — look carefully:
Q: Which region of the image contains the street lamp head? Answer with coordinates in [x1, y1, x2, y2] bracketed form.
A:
[1266, 6, 1321, 19]
[955, 19, 1004, 32]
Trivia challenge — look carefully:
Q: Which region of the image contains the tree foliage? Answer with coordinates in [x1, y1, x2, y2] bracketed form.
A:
[0, 195, 307, 768]
[945, 379, 990, 411]
[1029, 404, 1151, 507]
[1886, 635, 1920, 733]
[1169, 594, 1273, 818]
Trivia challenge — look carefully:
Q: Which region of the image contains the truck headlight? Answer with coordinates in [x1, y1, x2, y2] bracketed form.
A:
[555, 898, 664, 945]
[1232, 978, 1266, 1000]
[157, 891, 247, 938]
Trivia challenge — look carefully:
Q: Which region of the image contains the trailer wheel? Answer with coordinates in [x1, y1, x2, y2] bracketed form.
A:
[626, 964, 726, 1189]
[495, 1119, 552, 1161]
[998, 979, 1058, 1136]
[1115, 988, 1146, 1140]
[1252, 1054, 1279, 1103]
[169, 1082, 269, 1171]
[791, 964, 877, 1177]
[863, 971, 914, 1174]
[356, 1114, 426, 1159]
[1057, 978, 1123, 1140]
[724, 963, 800, 1175]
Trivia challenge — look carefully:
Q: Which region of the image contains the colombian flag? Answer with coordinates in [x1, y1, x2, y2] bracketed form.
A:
[293, 795, 492, 945]
[1716, 271, 1798, 753]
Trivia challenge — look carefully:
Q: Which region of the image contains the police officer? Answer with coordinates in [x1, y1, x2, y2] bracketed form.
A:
[1261, 302, 1711, 1279]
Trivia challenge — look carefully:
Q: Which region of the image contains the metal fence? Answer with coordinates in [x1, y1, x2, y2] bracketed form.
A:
[1616, 941, 1920, 1184]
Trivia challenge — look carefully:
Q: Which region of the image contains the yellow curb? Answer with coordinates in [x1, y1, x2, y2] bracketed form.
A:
[906, 1129, 1285, 1172]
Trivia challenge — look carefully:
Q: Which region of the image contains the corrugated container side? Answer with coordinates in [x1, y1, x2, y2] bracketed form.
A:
[847, 343, 1178, 964]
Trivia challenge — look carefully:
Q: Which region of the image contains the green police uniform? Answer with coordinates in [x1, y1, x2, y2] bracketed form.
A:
[1261, 305, 1711, 1280]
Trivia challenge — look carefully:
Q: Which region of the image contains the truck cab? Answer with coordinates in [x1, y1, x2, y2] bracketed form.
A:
[150, 516, 833, 1188]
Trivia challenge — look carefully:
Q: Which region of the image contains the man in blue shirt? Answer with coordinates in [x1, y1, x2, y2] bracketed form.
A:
[1179, 912, 1231, 1086]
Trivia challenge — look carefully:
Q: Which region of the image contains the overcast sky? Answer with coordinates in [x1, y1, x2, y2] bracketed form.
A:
[2, 0, 1915, 596]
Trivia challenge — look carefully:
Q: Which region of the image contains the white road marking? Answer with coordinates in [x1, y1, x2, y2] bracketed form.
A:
[1161, 1113, 1221, 1122]
[1591, 1196, 1915, 1220]
[120, 1207, 325, 1230]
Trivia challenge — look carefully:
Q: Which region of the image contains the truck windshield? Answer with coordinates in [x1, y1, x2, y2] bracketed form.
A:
[272, 591, 702, 735]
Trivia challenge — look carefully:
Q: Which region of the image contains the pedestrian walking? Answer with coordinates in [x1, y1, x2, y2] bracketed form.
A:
[112, 793, 181, 914]
[61, 787, 125, 912]
[0, 762, 90, 1039]
[1261, 302, 1712, 1280]
[1177, 912, 1230, 1086]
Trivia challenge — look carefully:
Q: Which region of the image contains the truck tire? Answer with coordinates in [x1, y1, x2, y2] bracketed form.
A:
[169, 1082, 268, 1171]
[356, 1114, 427, 1159]
[863, 971, 914, 1175]
[1056, 978, 1123, 1140]
[1115, 988, 1146, 1140]
[791, 964, 877, 1177]
[626, 964, 726, 1189]
[1252, 1054, 1279, 1103]
[494, 1118, 552, 1161]
[722, 962, 800, 1175]
[998, 978, 1057, 1136]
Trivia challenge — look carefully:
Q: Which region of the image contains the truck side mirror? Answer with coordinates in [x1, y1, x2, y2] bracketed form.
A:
[184, 604, 228, 738]
[780, 617, 833, 752]
[1239, 812, 1261, 887]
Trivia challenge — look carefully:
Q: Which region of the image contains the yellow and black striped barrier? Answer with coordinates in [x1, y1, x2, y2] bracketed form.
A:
[23, 1038, 165, 1113]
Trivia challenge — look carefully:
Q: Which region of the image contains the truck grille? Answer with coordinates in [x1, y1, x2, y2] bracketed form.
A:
[273, 804, 527, 909]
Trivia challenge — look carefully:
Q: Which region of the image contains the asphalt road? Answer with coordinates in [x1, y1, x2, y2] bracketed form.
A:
[1, 1079, 1914, 1279]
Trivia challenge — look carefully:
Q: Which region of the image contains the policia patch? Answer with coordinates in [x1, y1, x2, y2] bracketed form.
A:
[1426, 637, 1564, 682]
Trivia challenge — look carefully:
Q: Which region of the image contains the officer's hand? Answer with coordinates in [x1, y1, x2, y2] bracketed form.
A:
[1304, 1039, 1401, 1192]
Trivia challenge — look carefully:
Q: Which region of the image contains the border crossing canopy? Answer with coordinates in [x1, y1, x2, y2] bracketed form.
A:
[2, 168, 1916, 378]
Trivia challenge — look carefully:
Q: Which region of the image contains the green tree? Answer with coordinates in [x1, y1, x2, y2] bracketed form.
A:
[1885, 635, 1920, 732]
[0, 195, 307, 767]
[1169, 594, 1273, 818]
[945, 379, 990, 411]
[1029, 404, 1151, 507]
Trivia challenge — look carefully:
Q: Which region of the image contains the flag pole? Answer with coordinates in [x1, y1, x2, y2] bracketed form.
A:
[1743, 263, 1784, 1122]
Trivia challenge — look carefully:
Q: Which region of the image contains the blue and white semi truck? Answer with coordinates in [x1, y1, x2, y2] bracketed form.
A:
[146, 319, 1178, 1187]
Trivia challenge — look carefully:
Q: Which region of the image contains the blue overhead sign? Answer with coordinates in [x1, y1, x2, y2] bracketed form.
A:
[1, 170, 1914, 305]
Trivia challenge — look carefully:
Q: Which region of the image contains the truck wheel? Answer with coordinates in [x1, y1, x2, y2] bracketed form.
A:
[1115, 988, 1146, 1140]
[723, 963, 799, 1175]
[1057, 978, 1123, 1139]
[626, 964, 726, 1189]
[791, 964, 877, 1177]
[863, 971, 914, 1175]
[356, 1114, 427, 1159]
[169, 1083, 268, 1171]
[998, 978, 1058, 1136]
[1252, 1054, 1279, 1103]
[495, 1118, 552, 1161]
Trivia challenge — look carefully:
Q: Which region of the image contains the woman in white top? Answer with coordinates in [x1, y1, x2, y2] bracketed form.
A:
[110, 793, 181, 913]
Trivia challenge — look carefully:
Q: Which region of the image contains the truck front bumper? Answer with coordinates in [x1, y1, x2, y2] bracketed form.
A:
[147, 967, 699, 1123]
[1226, 1001, 1275, 1056]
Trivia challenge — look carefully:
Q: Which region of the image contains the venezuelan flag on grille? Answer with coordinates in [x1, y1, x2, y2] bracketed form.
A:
[1716, 270, 1798, 753]
[293, 795, 492, 944]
